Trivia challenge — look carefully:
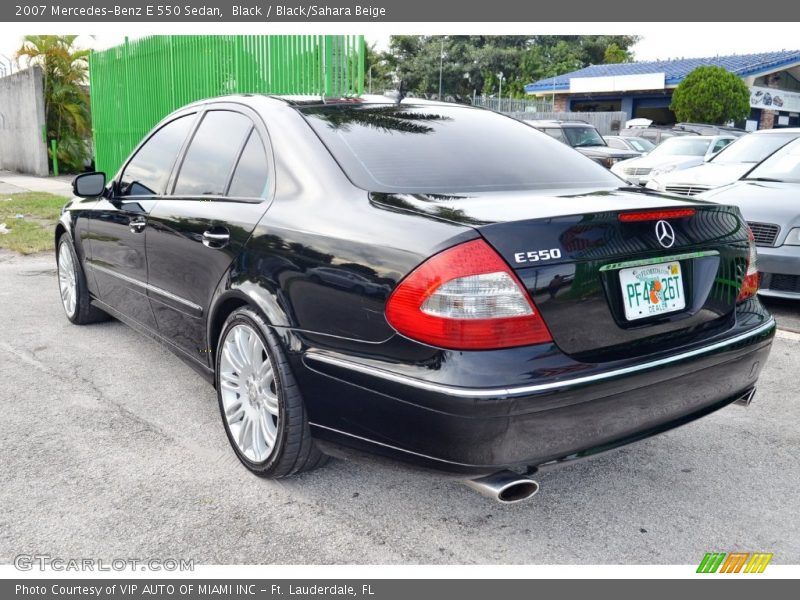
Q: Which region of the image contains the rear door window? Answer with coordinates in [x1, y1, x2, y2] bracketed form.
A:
[173, 111, 252, 196]
[227, 131, 270, 198]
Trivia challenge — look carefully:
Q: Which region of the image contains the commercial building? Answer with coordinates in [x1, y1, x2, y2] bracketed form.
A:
[525, 50, 800, 130]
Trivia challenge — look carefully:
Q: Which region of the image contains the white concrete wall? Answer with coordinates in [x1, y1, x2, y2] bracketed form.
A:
[0, 67, 49, 176]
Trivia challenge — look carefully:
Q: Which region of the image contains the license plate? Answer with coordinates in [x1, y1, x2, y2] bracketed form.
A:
[619, 261, 685, 321]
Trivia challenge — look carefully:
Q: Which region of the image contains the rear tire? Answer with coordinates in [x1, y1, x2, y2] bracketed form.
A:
[215, 307, 328, 478]
[56, 235, 110, 325]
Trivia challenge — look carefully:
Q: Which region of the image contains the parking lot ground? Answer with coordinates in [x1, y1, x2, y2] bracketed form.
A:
[1, 250, 798, 565]
[762, 297, 800, 333]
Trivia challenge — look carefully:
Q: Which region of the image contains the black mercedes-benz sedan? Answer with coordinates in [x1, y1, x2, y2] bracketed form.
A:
[56, 95, 774, 502]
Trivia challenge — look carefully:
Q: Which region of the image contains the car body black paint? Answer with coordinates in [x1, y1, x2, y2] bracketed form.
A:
[57, 95, 775, 475]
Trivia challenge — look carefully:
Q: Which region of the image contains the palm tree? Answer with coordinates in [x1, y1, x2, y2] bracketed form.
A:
[16, 35, 91, 172]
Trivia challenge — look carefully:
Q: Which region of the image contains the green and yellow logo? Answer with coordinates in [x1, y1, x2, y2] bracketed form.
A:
[697, 552, 773, 573]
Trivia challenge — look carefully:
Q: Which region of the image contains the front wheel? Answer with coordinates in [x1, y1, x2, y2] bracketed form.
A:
[215, 307, 328, 478]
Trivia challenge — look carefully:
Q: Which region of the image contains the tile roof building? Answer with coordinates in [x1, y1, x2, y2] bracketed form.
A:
[525, 51, 800, 130]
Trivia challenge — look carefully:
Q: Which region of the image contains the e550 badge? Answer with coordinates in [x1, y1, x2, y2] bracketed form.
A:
[514, 248, 562, 264]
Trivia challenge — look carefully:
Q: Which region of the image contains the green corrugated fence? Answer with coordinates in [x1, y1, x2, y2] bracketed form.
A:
[90, 35, 365, 174]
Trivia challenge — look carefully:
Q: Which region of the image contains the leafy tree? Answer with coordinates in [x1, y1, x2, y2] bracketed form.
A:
[364, 42, 395, 94]
[378, 35, 639, 101]
[603, 43, 630, 64]
[669, 65, 751, 124]
[16, 35, 91, 173]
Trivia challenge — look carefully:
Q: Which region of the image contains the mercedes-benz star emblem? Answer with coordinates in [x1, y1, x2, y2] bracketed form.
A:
[655, 220, 676, 248]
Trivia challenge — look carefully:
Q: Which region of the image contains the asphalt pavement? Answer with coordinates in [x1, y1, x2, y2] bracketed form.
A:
[0, 250, 798, 565]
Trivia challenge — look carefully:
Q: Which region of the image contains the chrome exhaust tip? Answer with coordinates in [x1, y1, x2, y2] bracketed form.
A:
[464, 470, 540, 503]
[734, 388, 756, 407]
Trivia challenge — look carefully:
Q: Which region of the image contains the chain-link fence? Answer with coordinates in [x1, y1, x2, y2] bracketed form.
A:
[472, 95, 553, 114]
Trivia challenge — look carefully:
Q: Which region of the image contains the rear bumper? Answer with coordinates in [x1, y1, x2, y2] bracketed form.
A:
[299, 316, 775, 474]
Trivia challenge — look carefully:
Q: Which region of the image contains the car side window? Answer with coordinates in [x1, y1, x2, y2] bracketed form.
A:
[118, 114, 194, 196]
[173, 110, 253, 196]
[712, 138, 732, 153]
[541, 128, 566, 143]
[227, 130, 270, 198]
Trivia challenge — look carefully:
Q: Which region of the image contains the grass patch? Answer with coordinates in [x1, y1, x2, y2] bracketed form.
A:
[0, 192, 70, 254]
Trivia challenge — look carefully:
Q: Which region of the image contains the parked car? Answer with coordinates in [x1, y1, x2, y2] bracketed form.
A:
[604, 135, 656, 155]
[57, 96, 774, 502]
[672, 122, 748, 137]
[647, 129, 800, 195]
[524, 120, 639, 168]
[620, 126, 698, 145]
[620, 121, 746, 146]
[699, 137, 800, 299]
[611, 135, 737, 186]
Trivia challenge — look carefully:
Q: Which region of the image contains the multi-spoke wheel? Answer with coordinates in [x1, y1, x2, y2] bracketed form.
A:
[219, 324, 280, 463]
[215, 308, 328, 477]
[58, 241, 78, 319]
[56, 235, 110, 325]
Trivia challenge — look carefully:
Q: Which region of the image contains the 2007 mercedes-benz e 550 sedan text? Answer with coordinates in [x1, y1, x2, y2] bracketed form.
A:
[56, 95, 774, 502]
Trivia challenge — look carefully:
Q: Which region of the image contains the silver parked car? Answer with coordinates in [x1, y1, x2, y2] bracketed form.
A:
[700, 137, 800, 299]
[604, 135, 656, 156]
[611, 135, 736, 186]
[647, 128, 800, 195]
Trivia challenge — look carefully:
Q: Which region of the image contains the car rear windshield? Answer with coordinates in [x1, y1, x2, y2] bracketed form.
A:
[299, 104, 620, 193]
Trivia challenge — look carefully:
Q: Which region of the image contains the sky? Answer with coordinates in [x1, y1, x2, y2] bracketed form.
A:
[2, 29, 800, 77]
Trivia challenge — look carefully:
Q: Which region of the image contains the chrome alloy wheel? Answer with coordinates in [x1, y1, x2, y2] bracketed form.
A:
[58, 242, 77, 317]
[219, 324, 279, 463]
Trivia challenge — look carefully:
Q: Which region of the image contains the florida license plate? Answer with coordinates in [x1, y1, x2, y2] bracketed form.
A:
[619, 261, 685, 321]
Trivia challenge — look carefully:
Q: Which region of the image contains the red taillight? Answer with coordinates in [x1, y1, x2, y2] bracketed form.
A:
[385, 239, 552, 350]
[618, 208, 696, 222]
[737, 226, 760, 303]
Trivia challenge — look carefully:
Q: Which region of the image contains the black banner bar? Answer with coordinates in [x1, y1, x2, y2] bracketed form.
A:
[1, 0, 792, 22]
[4, 579, 800, 600]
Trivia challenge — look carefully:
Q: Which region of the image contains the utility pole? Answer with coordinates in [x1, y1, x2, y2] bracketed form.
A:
[497, 71, 505, 112]
[438, 37, 444, 100]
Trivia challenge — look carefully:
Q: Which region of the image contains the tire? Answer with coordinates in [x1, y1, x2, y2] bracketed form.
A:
[215, 307, 328, 478]
[56, 235, 110, 325]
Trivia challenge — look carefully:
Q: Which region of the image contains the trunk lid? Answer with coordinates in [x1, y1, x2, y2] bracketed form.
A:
[372, 188, 749, 361]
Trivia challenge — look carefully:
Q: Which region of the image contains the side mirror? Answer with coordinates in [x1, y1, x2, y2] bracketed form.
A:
[72, 172, 106, 197]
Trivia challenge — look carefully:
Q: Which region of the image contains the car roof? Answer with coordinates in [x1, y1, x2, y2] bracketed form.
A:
[179, 93, 466, 111]
[663, 135, 728, 141]
[525, 120, 593, 127]
[751, 127, 800, 135]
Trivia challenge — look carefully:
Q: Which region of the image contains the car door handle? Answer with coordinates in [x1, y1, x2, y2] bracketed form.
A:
[129, 216, 147, 233]
[202, 228, 230, 249]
